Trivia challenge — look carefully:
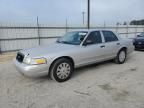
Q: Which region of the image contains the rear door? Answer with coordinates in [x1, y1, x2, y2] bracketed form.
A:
[101, 31, 121, 58]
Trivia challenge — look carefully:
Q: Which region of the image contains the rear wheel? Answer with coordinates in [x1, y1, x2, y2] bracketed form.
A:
[50, 58, 74, 82]
[114, 49, 127, 64]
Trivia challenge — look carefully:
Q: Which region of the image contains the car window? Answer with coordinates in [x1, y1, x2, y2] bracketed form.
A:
[102, 31, 118, 42]
[57, 31, 88, 45]
[139, 32, 144, 37]
[84, 31, 102, 45]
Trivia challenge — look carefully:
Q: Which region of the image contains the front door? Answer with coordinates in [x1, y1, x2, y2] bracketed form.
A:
[101, 30, 121, 58]
[76, 31, 106, 66]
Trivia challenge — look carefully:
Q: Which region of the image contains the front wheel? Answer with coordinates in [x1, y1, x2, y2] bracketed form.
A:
[114, 49, 127, 64]
[50, 58, 74, 82]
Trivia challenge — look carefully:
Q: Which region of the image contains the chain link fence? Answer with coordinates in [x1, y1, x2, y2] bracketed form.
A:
[0, 23, 144, 53]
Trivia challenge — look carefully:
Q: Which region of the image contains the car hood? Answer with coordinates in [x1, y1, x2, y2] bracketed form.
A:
[20, 43, 77, 57]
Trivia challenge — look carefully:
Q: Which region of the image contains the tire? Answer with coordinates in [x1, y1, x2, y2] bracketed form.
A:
[114, 49, 127, 64]
[50, 58, 74, 82]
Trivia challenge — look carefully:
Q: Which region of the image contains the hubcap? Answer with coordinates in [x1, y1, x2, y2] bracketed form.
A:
[56, 63, 71, 79]
[119, 51, 126, 62]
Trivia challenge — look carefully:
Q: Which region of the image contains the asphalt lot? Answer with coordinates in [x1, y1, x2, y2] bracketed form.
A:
[0, 51, 144, 108]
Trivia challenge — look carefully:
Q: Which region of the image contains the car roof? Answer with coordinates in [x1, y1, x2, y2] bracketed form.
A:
[69, 30, 113, 33]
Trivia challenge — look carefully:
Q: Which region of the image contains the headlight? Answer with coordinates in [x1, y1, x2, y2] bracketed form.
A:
[23, 57, 47, 65]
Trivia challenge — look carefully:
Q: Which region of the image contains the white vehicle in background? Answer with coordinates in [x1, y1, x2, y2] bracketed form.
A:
[14, 30, 134, 82]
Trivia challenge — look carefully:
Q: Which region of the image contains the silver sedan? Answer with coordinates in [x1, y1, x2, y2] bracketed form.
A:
[14, 30, 134, 82]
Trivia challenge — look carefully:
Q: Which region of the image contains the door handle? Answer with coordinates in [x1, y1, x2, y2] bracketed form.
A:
[117, 43, 120, 45]
[100, 45, 105, 48]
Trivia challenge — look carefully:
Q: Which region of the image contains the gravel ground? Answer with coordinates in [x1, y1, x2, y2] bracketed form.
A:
[0, 51, 144, 108]
[0, 52, 16, 63]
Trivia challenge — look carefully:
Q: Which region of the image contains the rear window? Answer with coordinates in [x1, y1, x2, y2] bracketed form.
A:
[102, 31, 118, 42]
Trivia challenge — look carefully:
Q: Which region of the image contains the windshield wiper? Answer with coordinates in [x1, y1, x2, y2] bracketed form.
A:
[61, 41, 72, 44]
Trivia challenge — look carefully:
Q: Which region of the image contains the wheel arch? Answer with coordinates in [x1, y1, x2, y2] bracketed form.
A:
[114, 47, 127, 64]
[119, 46, 127, 53]
[48, 56, 75, 75]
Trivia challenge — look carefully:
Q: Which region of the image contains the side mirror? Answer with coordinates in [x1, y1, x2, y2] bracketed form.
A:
[56, 37, 62, 42]
[83, 40, 93, 46]
[80, 37, 84, 41]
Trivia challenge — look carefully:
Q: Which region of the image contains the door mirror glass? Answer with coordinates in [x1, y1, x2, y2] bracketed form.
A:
[80, 35, 85, 41]
[83, 40, 93, 46]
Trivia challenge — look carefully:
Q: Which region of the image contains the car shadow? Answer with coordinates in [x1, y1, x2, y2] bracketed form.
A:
[29, 60, 113, 82]
[27, 75, 51, 82]
[72, 60, 113, 78]
[135, 49, 144, 52]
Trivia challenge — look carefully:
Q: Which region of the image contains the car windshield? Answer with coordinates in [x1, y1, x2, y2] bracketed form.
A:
[57, 31, 88, 45]
[138, 33, 144, 37]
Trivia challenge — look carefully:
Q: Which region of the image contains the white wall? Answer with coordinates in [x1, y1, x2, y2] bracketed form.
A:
[0, 23, 144, 52]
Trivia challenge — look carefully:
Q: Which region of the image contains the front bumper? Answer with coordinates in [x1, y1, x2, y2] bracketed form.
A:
[14, 59, 49, 77]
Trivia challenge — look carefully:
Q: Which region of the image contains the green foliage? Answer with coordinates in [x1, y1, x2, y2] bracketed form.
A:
[123, 22, 127, 25]
[130, 19, 144, 25]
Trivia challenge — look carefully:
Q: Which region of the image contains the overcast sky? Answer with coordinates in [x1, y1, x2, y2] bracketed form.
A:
[0, 0, 143, 25]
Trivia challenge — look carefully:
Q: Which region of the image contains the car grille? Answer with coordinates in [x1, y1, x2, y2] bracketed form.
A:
[16, 52, 24, 63]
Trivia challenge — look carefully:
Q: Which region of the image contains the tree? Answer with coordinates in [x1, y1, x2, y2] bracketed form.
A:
[123, 22, 127, 25]
[116, 22, 120, 26]
[130, 19, 144, 25]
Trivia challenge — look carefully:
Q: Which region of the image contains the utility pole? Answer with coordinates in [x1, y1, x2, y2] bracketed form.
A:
[87, 0, 90, 29]
[37, 16, 40, 45]
[82, 11, 85, 26]
[104, 21, 106, 29]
